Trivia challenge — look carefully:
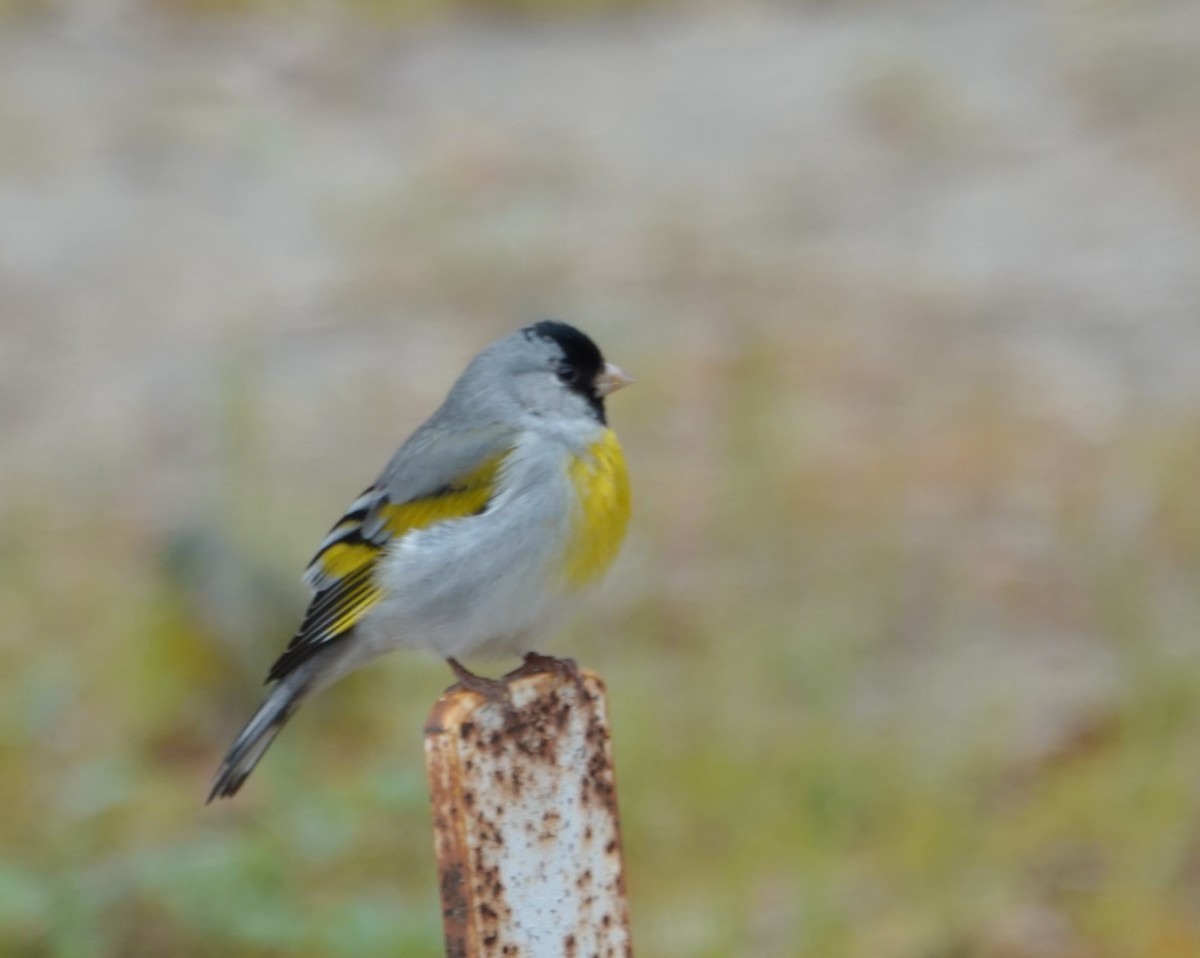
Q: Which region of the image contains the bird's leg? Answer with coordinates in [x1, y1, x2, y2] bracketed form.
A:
[446, 657, 510, 702]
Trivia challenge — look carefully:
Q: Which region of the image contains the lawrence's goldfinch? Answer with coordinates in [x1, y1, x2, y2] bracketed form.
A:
[208, 321, 632, 800]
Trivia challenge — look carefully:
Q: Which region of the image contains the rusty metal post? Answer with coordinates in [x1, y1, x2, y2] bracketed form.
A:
[424, 669, 633, 958]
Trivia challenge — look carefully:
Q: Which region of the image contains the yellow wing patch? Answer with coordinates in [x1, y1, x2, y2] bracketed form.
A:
[562, 429, 631, 588]
[377, 454, 500, 540]
[310, 454, 505, 582]
[314, 540, 378, 580]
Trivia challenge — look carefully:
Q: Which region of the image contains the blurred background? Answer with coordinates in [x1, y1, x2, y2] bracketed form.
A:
[3, 0, 1200, 955]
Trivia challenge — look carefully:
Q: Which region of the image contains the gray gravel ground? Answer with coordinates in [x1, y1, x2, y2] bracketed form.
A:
[2, 0, 1199, 508]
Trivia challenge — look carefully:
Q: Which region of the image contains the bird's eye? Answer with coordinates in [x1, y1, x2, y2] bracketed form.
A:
[556, 363, 580, 385]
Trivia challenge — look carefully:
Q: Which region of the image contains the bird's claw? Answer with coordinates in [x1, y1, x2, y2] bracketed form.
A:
[446, 657, 511, 704]
[504, 652, 590, 702]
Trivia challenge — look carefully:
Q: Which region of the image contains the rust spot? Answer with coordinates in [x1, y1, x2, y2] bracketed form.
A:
[440, 862, 468, 922]
[605, 839, 618, 855]
[460, 720, 476, 740]
[564, 933, 577, 956]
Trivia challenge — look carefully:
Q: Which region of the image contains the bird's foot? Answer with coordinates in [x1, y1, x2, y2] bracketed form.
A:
[505, 651, 578, 680]
[446, 657, 510, 703]
[505, 652, 590, 700]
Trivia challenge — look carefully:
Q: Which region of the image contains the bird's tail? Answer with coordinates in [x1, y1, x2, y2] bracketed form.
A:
[207, 677, 309, 802]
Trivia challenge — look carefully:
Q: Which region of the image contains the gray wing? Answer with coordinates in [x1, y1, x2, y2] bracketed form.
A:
[266, 419, 518, 683]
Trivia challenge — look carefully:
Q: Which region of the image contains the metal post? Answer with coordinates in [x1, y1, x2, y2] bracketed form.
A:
[424, 668, 633, 958]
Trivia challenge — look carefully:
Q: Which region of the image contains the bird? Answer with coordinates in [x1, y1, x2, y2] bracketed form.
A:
[207, 321, 632, 801]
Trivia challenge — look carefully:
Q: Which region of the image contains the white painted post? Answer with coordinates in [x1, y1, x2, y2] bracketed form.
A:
[424, 669, 633, 958]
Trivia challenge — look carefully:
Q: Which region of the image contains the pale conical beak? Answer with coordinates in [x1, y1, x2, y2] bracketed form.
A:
[595, 363, 634, 396]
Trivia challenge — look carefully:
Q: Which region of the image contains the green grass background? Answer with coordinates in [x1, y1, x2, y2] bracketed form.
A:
[2, 1, 1200, 956]
[8, 321, 1200, 958]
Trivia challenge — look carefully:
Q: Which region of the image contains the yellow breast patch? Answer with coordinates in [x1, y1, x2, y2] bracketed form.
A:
[562, 429, 631, 588]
